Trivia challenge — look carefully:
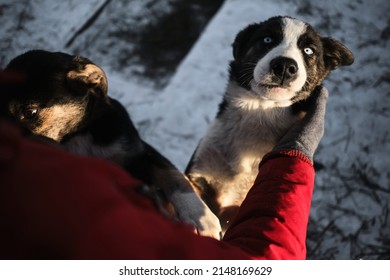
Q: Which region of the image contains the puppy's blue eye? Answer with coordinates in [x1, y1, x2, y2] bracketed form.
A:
[263, 37, 273, 44]
[304, 48, 314, 55]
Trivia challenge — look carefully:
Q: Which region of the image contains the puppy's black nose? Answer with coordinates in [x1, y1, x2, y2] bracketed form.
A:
[270, 57, 298, 85]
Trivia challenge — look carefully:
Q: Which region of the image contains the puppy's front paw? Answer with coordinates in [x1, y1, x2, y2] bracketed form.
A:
[171, 192, 222, 239]
[195, 206, 223, 239]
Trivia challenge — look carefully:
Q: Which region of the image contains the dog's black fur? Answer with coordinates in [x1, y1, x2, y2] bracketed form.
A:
[0, 50, 221, 238]
[186, 16, 354, 233]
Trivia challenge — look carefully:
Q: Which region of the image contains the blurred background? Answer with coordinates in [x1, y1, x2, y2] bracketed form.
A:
[1, 0, 389, 259]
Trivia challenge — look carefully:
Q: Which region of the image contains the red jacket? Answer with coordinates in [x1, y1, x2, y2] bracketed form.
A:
[0, 119, 314, 259]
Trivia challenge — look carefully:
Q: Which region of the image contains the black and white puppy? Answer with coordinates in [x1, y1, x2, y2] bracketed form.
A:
[185, 16, 354, 232]
[1, 50, 221, 238]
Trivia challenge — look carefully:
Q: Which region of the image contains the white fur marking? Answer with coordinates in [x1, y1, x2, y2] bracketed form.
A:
[227, 81, 293, 110]
[252, 18, 308, 101]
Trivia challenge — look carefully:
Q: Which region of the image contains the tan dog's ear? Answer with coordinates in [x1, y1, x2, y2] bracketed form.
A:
[66, 63, 108, 99]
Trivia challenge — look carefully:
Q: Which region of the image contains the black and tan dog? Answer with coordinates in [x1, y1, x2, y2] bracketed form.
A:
[186, 16, 354, 233]
[0, 50, 221, 238]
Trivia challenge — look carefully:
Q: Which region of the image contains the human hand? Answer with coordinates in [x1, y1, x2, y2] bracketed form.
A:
[273, 86, 329, 162]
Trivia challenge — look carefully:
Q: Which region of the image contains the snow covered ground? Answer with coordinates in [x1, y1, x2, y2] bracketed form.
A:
[1, 0, 389, 259]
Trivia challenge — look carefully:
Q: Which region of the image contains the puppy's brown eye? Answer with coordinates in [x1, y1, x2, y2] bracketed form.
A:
[21, 107, 39, 120]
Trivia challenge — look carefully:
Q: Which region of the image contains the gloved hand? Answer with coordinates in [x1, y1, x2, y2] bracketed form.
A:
[272, 86, 329, 162]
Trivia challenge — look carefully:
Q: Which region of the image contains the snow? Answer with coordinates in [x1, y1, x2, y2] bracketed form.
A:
[1, 0, 389, 259]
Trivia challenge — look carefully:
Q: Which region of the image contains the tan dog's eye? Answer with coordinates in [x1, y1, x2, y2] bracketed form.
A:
[21, 106, 39, 120]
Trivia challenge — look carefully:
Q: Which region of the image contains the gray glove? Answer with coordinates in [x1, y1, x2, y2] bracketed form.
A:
[273, 86, 329, 162]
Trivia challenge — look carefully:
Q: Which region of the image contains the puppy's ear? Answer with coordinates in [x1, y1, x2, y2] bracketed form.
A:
[232, 23, 260, 61]
[322, 37, 354, 70]
[66, 60, 108, 99]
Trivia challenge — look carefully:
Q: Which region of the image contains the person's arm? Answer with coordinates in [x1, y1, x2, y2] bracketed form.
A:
[223, 86, 328, 259]
[223, 153, 314, 259]
[0, 77, 327, 259]
[0, 121, 318, 260]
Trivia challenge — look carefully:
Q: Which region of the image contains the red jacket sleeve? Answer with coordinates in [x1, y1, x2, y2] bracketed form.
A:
[0, 120, 314, 259]
[223, 152, 315, 259]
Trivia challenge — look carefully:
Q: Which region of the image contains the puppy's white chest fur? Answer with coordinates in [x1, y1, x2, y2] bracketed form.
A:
[189, 82, 300, 209]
